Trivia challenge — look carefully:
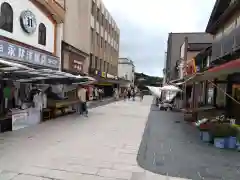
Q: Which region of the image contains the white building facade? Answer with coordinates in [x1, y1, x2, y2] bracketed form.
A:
[0, 0, 65, 70]
[118, 58, 135, 87]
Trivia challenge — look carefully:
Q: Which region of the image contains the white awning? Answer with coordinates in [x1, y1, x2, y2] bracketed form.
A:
[0, 58, 34, 71]
[0, 58, 96, 84]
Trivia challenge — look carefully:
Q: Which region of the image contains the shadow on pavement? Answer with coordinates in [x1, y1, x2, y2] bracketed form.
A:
[137, 104, 240, 180]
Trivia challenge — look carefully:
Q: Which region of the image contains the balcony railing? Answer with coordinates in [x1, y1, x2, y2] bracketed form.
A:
[212, 25, 240, 62]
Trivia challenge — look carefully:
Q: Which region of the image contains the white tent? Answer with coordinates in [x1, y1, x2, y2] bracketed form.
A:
[147, 86, 162, 97]
[159, 85, 182, 92]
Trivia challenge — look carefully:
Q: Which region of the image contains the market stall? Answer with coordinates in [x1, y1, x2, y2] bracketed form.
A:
[0, 60, 96, 132]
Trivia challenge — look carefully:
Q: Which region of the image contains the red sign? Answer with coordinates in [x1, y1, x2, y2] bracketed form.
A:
[184, 59, 196, 76]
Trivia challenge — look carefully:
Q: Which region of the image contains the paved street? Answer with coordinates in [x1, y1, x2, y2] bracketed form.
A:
[137, 105, 240, 180]
[0, 96, 238, 180]
[0, 96, 183, 180]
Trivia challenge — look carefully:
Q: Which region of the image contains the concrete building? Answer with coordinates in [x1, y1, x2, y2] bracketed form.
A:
[165, 32, 212, 82]
[0, 0, 64, 70]
[118, 58, 135, 87]
[61, 0, 120, 77]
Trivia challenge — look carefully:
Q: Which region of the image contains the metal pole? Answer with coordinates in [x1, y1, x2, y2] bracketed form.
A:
[183, 37, 188, 109]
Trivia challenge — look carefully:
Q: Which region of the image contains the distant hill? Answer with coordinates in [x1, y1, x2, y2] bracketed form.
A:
[134, 72, 163, 90]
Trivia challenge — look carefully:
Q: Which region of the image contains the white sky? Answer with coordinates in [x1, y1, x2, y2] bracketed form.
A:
[103, 0, 216, 76]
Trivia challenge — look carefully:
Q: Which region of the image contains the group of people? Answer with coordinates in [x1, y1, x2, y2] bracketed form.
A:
[123, 87, 144, 101]
[93, 87, 104, 101]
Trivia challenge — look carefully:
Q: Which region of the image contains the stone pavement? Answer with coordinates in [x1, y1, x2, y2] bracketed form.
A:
[0, 96, 189, 180]
[137, 105, 240, 180]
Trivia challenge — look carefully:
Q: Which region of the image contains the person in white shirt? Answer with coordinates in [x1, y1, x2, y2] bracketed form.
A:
[77, 85, 88, 116]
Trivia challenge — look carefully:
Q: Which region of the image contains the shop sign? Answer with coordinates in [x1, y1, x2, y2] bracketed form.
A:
[20, 10, 37, 34]
[184, 59, 196, 76]
[101, 72, 106, 78]
[0, 40, 60, 69]
[71, 60, 83, 72]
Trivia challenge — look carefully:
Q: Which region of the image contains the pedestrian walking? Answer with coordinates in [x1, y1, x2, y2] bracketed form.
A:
[139, 90, 144, 101]
[77, 85, 88, 117]
[98, 88, 103, 101]
[94, 87, 99, 100]
[114, 88, 119, 100]
[123, 89, 128, 101]
[127, 88, 131, 100]
[131, 89, 135, 101]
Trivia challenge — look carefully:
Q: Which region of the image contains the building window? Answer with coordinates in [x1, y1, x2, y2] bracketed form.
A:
[95, 56, 98, 69]
[91, 1, 95, 16]
[105, 41, 107, 48]
[109, 24, 111, 34]
[101, 13, 104, 26]
[97, 8, 100, 22]
[96, 33, 99, 46]
[101, 37, 103, 48]
[90, 54, 93, 68]
[0, 2, 13, 33]
[99, 59, 102, 70]
[38, 23, 46, 45]
[105, 19, 108, 31]
[91, 28, 94, 44]
[103, 61, 106, 71]
[107, 62, 109, 72]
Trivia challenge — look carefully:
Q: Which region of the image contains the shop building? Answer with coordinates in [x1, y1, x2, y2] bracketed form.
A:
[118, 57, 135, 87]
[0, 0, 92, 132]
[165, 32, 212, 82]
[89, 0, 120, 78]
[62, 0, 90, 75]
[0, 0, 65, 69]
[183, 0, 240, 123]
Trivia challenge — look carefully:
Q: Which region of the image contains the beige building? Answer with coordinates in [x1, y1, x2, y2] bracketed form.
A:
[62, 0, 120, 76]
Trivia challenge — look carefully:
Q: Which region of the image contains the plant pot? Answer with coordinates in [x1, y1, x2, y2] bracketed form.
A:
[201, 131, 212, 143]
[214, 138, 227, 149]
[226, 137, 237, 149]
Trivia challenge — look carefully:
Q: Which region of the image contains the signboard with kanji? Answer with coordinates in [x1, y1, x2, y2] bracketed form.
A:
[0, 40, 60, 69]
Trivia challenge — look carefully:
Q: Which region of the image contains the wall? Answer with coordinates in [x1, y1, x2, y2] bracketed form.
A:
[118, 63, 134, 83]
[63, 0, 91, 55]
[166, 33, 213, 80]
[0, 0, 55, 53]
[56, 23, 63, 69]
[214, 9, 240, 40]
[63, 0, 91, 74]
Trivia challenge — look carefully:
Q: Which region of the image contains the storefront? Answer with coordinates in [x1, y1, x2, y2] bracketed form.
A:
[89, 68, 123, 98]
[61, 41, 88, 75]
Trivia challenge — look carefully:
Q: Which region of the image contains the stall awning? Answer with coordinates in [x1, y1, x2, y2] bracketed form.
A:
[0, 58, 96, 84]
[187, 59, 240, 83]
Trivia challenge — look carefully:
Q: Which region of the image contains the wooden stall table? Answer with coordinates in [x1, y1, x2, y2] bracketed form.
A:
[47, 99, 80, 118]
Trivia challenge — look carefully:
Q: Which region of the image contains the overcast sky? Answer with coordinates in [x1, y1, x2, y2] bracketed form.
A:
[103, 0, 216, 77]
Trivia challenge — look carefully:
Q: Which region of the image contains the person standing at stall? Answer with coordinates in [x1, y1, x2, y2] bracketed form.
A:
[127, 88, 131, 100]
[77, 85, 88, 117]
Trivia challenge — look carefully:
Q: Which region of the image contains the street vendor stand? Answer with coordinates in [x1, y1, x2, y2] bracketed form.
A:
[0, 61, 96, 132]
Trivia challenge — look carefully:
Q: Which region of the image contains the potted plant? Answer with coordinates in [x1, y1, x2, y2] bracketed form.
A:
[236, 128, 240, 151]
[210, 124, 230, 149]
[211, 124, 238, 149]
